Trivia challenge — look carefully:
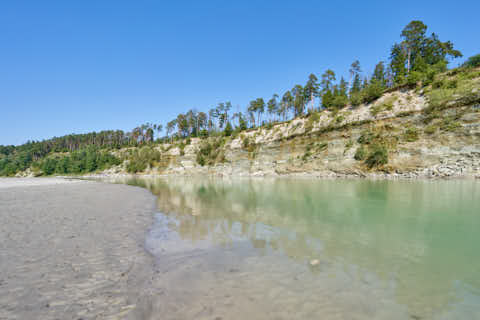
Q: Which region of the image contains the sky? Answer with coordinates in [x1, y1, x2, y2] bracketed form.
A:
[1, 0, 479, 146]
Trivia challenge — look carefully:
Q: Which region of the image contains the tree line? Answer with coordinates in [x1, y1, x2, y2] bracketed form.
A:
[0, 20, 472, 176]
[160, 21, 464, 139]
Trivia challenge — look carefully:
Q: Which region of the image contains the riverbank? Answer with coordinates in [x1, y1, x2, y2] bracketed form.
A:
[0, 178, 156, 319]
[90, 88, 480, 180]
[81, 168, 480, 181]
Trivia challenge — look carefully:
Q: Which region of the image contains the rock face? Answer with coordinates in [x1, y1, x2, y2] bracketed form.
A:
[103, 89, 480, 179]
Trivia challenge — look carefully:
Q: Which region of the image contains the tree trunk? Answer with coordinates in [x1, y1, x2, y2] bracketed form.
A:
[311, 92, 314, 113]
[407, 48, 411, 73]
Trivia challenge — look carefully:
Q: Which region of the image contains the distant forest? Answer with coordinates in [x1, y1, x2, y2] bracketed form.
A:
[1, 20, 479, 176]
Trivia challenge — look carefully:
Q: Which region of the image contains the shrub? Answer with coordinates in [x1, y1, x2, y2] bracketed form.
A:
[199, 129, 209, 138]
[331, 95, 349, 109]
[432, 80, 444, 89]
[302, 151, 311, 161]
[335, 115, 345, 124]
[462, 54, 480, 68]
[126, 147, 161, 173]
[406, 71, 423, 86]
[365, 144, 388, 168]
[242, 136, 250, 149]
[345, 139, 353, 150]
[354, 146, 367, 161]
[403, 127, 419, 142]
[445, 79, 458, 89]
[362, 81, 384, 104]
[196, 153, 206, 166]
[357, 130, 376, 145]
[349, 92, 363, 106]
[424, 125, 437, 135]
[440, 118, 461, 132]
[195, 138, 225, 166]
[126, 158, 147, 173]
[305, 112, 320, 132]
[309, 112, 320, 122]
[224, 122, 233, 136]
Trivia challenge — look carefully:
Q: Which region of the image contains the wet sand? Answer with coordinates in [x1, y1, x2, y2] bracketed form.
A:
[0, 178, 156, 319]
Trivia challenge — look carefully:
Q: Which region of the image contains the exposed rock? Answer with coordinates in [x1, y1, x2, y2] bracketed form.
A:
[309, 259, 320, 266]
[90, 89, 480, 180]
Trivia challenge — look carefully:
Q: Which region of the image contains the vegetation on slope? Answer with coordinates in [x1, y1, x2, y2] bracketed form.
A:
[1, 20, 479, 176]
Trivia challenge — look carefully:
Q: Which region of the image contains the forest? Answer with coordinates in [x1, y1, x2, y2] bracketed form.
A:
[1, 20, 479, 176]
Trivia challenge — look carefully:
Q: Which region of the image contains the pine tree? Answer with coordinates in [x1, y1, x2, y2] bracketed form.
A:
[304, 74, 319, 113]
[292, 85, 305, 116]
[372, 61, 386, 88]
[349, 60, 361, 93]
[267, 94, 279, 122]
[390, 43, 407, 85]
[401, 20, 427, 73]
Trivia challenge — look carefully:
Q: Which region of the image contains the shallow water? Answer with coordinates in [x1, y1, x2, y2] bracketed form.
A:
[113, 177, 480, 320]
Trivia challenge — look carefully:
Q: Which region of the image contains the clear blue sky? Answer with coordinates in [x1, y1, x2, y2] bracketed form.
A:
[1, 0, 478, 145]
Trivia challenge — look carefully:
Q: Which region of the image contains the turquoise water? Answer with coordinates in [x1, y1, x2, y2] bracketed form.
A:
[114, 177, 480, 319]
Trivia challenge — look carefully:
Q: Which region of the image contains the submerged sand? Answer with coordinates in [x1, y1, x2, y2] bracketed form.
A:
[0, 178, 156, 319]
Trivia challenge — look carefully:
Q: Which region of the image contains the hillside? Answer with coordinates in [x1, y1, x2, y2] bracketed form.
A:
[83, 67, 480, 179]
[2, 18, 480, 179]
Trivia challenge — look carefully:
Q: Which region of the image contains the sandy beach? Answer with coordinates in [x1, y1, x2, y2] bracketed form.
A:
[0, 178, 156, 319]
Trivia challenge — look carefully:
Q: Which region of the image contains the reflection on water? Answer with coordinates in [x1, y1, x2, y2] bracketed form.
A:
[114, 177, 480, 319]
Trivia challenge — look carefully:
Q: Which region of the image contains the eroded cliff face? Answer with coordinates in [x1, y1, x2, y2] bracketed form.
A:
[90, 72, 480, 180]
[98, 87, 480, 179]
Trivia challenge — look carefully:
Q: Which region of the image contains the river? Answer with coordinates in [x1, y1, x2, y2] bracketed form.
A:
[109, 177, 480, 320]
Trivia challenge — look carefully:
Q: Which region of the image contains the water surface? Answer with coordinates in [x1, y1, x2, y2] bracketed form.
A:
[113, 177, 480, 319]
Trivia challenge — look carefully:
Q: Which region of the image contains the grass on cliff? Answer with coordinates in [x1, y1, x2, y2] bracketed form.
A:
[403, 127, 419, 142]
[424, 67, 480, 116]
[370, 96, 397, 117]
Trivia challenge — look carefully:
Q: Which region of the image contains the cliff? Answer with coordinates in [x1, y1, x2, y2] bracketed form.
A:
[95, 68, 480, 179]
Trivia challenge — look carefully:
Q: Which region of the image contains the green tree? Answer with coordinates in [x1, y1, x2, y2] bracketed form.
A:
[85, 150, 97, 172]
[292, 85, 305, 116]
[462, 53, 480, 68]
[267, 94, 279, 122]
[281, 90, 294, 120]
[255, 98, 265, 126]
[390, 43, 407, 85]
[166, 120, 176, 142]
[401, 20, 427, 73]
[320, 69, 336, 110]
[362, 79, 384, 104]
[331, 78, 349, 109]
[321, 69, 336, 92]
[304, 74, 319, 113]
[224, 122, 233, 136]
[349, 60, 362, 94]
[41, 158, 57, 175]
[248, 100, 258, 127]
[372, 61, 386, 88]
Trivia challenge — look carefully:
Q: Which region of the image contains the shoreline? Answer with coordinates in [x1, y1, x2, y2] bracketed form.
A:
[0, 178, 157, 319]
[78, 170, 480, 181]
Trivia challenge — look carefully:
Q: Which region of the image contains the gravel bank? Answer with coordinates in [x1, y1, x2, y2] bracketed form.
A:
[0, 178, 156, 319]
